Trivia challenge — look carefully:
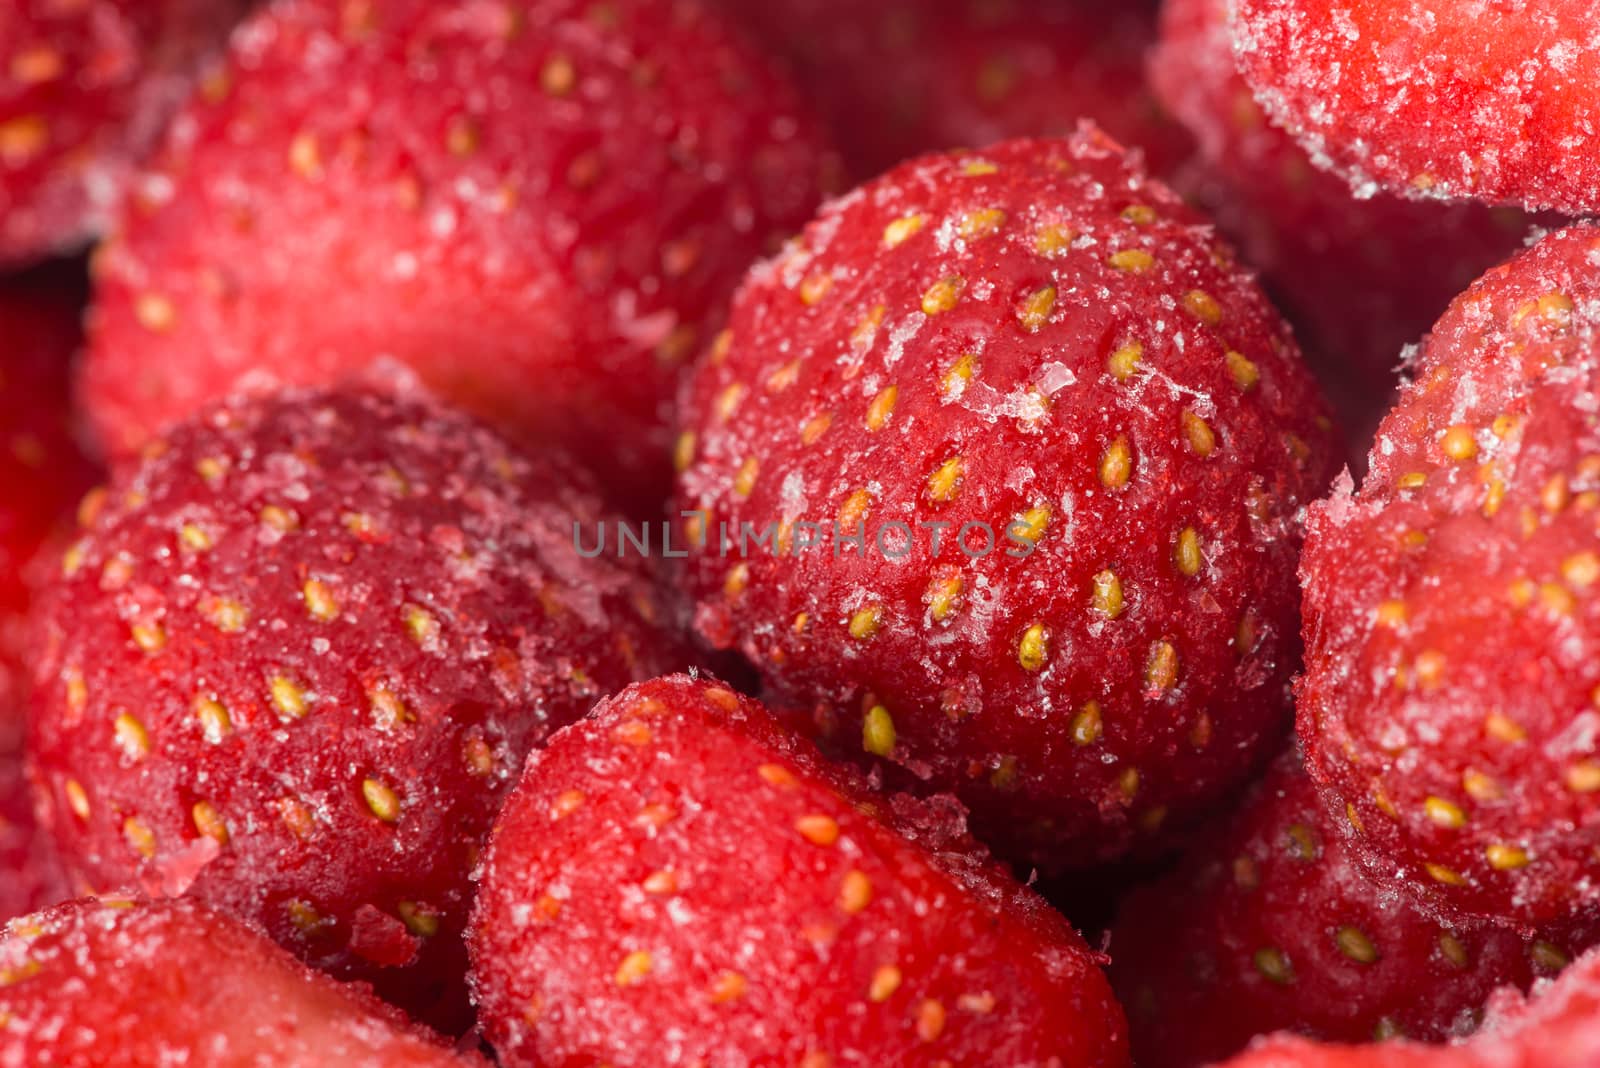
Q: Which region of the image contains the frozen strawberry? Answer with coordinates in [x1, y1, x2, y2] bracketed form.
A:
[469, 673, 1130, 1068]
[715, 0, 1189, 181]
[1112, 753, 1587, 1068]
[1232, 0, 1600, 214]
[0, 276, 97, 750]
[1151, 0, 1541, 446]
[25, 381, 686, 1015]
[0, 0, 248, 265]
[675, 131, 1341, 872]
[1218, 945, 1600, 1068]
[0, 753, 65, 925]
[0, 895, 485, 1065]
[1299, 224, 1600, 929]
[83, 0, 835, 507]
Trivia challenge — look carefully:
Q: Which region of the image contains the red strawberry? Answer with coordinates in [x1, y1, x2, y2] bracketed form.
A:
[1150, 0, 1543, 447]
[26, 380, 686, 1016]
[1232, 0, 1600, 214]
[715, 0, 1190, 182]
[0, 896, 485, 1065]
[1299, 223, 1600, 928]
[1217, 945, 1600, 1068]
[0, 0, 248, 265]
[468, 673, 1130, 1068]
[0, 754, 64, 925]
[675, 131, 1341, 873]
[83, 0, 836, 507]
[0, 276, 97, 750]
[1112, 753, 1589, 1068]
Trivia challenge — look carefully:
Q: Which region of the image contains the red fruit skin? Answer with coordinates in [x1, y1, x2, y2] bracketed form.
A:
[469, 674, 1129, 1068]
[83, 0, 835, 507]
[1112, 753, 1587, 1068]
[1150, 0, 1544, 448]
[0, 279, 96, 751]
[1218, 945, 1600, 1068]
[26, 382, 686, 1014]
[715, 0, 1190, 182]
[0, 896, 486, 1066]
[675, 131, 1341, 873]
[0, 0, 248, 266]
[0, 754, 65, 925]
[1299, 223, 1600, 929]
[1232, 0, 1600, 214]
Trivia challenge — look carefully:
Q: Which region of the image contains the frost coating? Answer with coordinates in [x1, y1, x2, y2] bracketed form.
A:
[470, 675, 1130, 1068]
[1299, 223, 1600, 929]
[0, 0, 249, 265]
[1154, 0, 1543, 443]
[26, 382, 683, 1014]
[1112, 753, 1590, 1068]
[83, 0, 835, 506]
[0, 897, 482, 1066]
[1233, 0, 1600, 213]
[676, 130, 1340, 873]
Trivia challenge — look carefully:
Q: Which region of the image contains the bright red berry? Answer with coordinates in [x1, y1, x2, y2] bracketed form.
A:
[1233, 0, 1600, 214]
[675, 131, 1340, 872]
[715, 0, 1190, 182]
[26, 381, 685, 1014]
[1299, 224, 1600, 929]
[84, 0, 836, 505]
[0, 896, 485, 1065]
[1216, 944, 1600, 1068]
[0, 754, 64, 925]
[1112, 753, 1588, 1068]
[469, 673, 1130, 1068]
[0, 0, 247, 265]
[0, 277, 97, 749]
[1150, 0, 1542, 445]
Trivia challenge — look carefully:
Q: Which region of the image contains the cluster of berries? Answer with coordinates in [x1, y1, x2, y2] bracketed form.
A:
[1, 1, 1599, 1066]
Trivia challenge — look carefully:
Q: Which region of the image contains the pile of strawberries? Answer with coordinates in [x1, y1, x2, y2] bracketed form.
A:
[2, 1, 1600, 1065]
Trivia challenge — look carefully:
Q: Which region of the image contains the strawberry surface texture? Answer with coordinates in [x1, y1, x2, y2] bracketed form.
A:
[25, 380, 685, 1015]
[1299, 223, 1600, 928]
[1112, 752, 1590, 1068]
[1151, 0, 1543, 445]
[676, 130, 1341, 873]
[0, 896, 486, 1066]
[1217, 943, 1600, 1068]
[0, 278, 95, 749]
[0, 0, 249, 265]
[712, 0, 1190, 182]
[0, 754, 62, 926]
[1233, 0, 1600, 214]
[1, 0, 1597, 1061]
[84, 0, 836, 505]
[469, 673, 1130, 1068]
